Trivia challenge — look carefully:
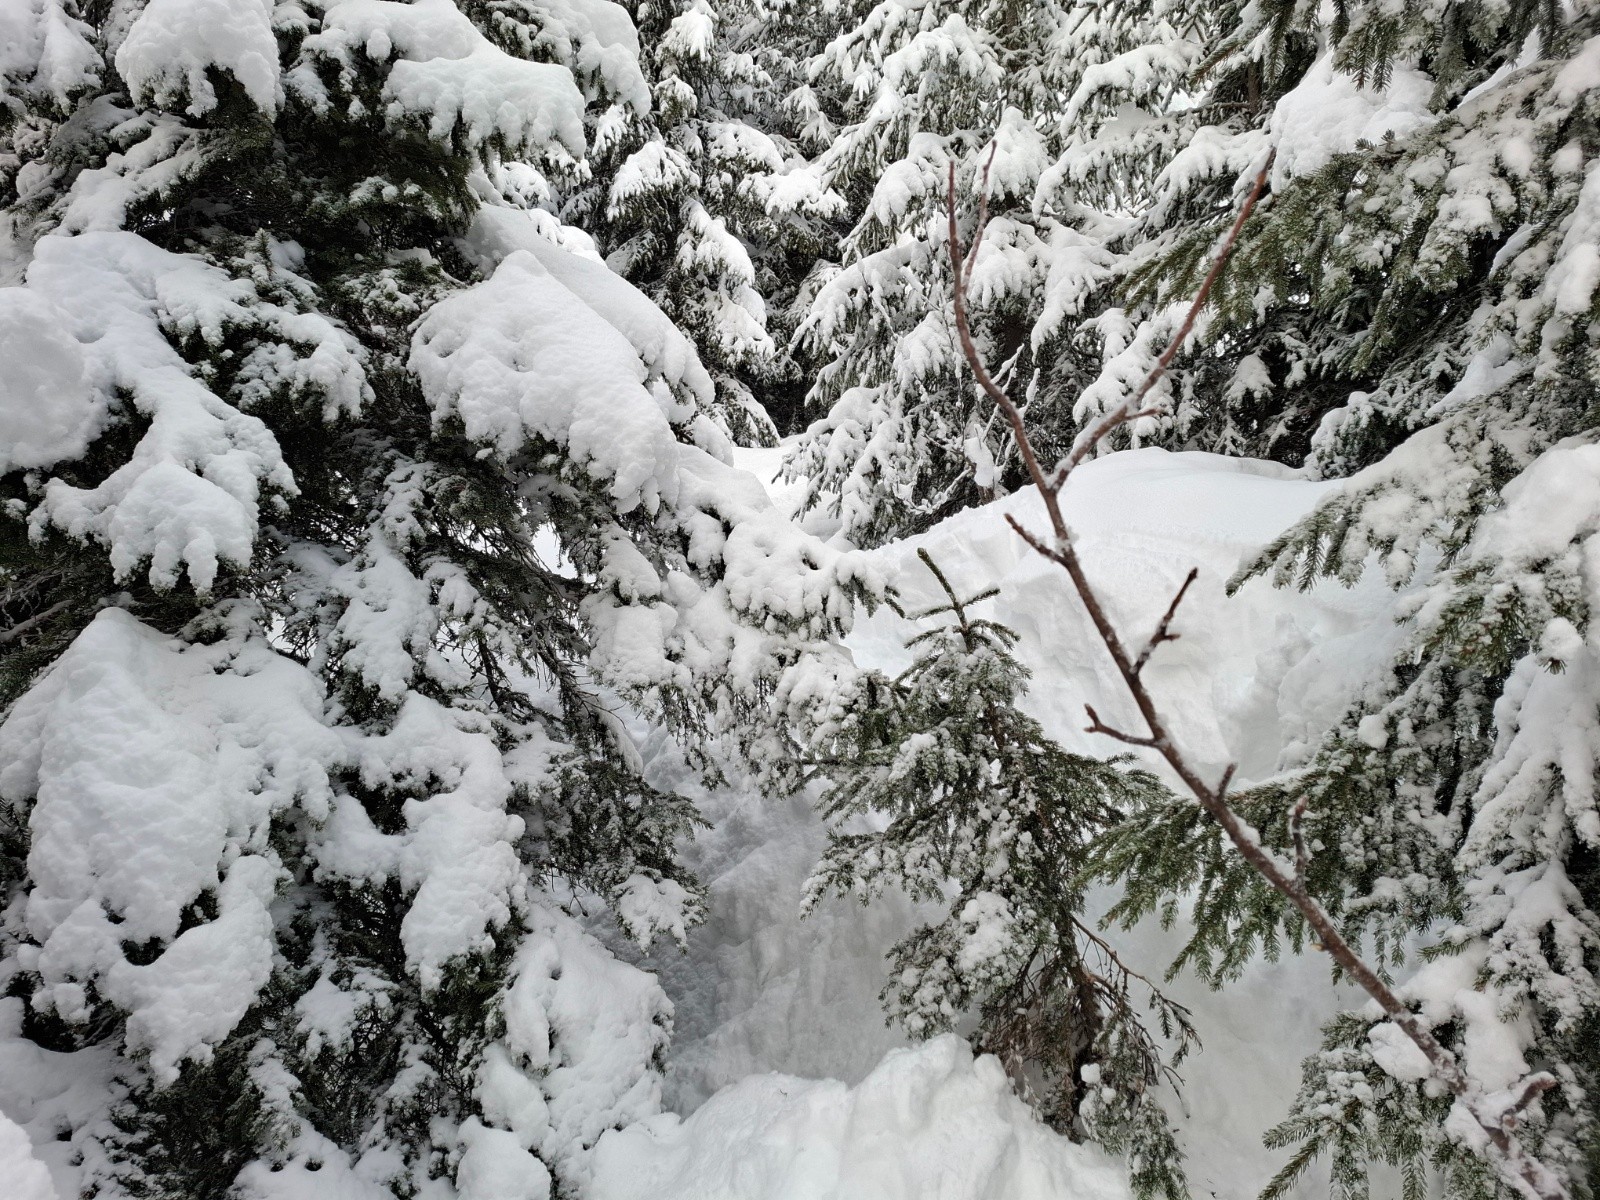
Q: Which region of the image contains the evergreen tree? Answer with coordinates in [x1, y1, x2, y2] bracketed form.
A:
[801, 550, 1195, 1200]
[577, 0, 843, 445]
[782, 0, 1206, 546]
[0, 2, 867, 1196]
[1090, 4, 1600, 1196]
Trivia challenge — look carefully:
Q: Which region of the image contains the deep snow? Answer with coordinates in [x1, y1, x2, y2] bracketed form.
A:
[615, 444, 1398, 1200]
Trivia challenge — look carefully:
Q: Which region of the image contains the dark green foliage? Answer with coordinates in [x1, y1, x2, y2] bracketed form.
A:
[0, 3, 721, 1196]
[112, 1035, 288, 1200]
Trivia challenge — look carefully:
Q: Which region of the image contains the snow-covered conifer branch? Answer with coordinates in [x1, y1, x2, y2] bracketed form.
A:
[946, 152, 1571, 1200]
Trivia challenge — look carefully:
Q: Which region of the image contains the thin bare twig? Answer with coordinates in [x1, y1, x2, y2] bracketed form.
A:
[946, 151, 1569, 1200]
[1134, 568, 1198, 676]
[0, 598, 70, 646]
[1084, 704, 1161, 748]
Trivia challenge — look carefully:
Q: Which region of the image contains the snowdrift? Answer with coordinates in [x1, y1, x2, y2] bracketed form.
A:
[591, 1035, 1129, 1200]
[641, 445, 1398, 1200]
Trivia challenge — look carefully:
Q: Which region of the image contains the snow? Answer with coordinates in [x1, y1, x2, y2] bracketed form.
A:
[0, 608, 340, 1081]
[115, 0, 280, 116]
[0, 1109, 58, 1200]
[299, 0, 586, 156]
[5, 0, 1539, 1186]
[411, 247, 688, 508]
[622, 444, 1393, 1200]
[16, 232, 309, 591]
[0, 287, 100, 473]
[867, 448, 1397, 784]
[0, 0, 100, 110]
[1269, 53, 1434, 187]
[0, 1000, 117, 1200]
[465, 208, 720, 422]
[590, 1035, 1132, 1200]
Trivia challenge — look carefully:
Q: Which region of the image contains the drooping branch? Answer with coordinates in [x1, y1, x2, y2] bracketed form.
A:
[945, 153, 1569, 1200]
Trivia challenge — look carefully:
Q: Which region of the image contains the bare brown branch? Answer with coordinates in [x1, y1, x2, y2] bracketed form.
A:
[1084, 704, 1161, 748]
[945, 151, 1570, 1200]
[1049, 156, 1275, 490]
[1134, 567, 1199, 676]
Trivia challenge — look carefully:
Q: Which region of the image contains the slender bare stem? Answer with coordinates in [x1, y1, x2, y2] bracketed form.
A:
[1134, 568, 1198, 677]
[946, 151, 1569, 1200]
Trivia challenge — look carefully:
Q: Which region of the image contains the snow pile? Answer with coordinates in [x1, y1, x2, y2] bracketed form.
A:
[866, 449, 1403, 780]
[590, 1035, 1131, 1200]
[640, 445, 1394, 1199]
[0, 1000, 116, 1200]
[412, 249, 689, 504]
[0, 1109, 57, 1200]
[463, 207, 720, 431]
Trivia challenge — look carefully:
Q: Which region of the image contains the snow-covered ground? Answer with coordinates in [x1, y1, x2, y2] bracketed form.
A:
[610, 444, 1399, 1200]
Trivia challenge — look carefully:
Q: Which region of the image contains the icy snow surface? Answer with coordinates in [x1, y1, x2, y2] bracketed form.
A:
[617, 444, 1398, 1200]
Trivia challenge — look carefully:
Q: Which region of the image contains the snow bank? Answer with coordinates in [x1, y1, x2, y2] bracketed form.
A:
[644, 445, 1394, 1199]
[591, 1035, 1130, 1200]
[865, 448, 1403, 782]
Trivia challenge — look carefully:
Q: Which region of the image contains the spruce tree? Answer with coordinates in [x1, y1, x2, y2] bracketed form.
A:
[0, 2, 866, 1196]
[576, 0, 842, 445]
[801, 549, 1195, 1200]
[1088, 3, 1600, 1196]
[782, 0, 1207, 546]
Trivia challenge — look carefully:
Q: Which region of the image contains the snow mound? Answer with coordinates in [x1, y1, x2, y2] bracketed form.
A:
[642, 445, 1395, 1199]
[861, 447, 1403, 783]
[0, 1110, 57, 1200]
[590, 1034, 1130, 1200]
